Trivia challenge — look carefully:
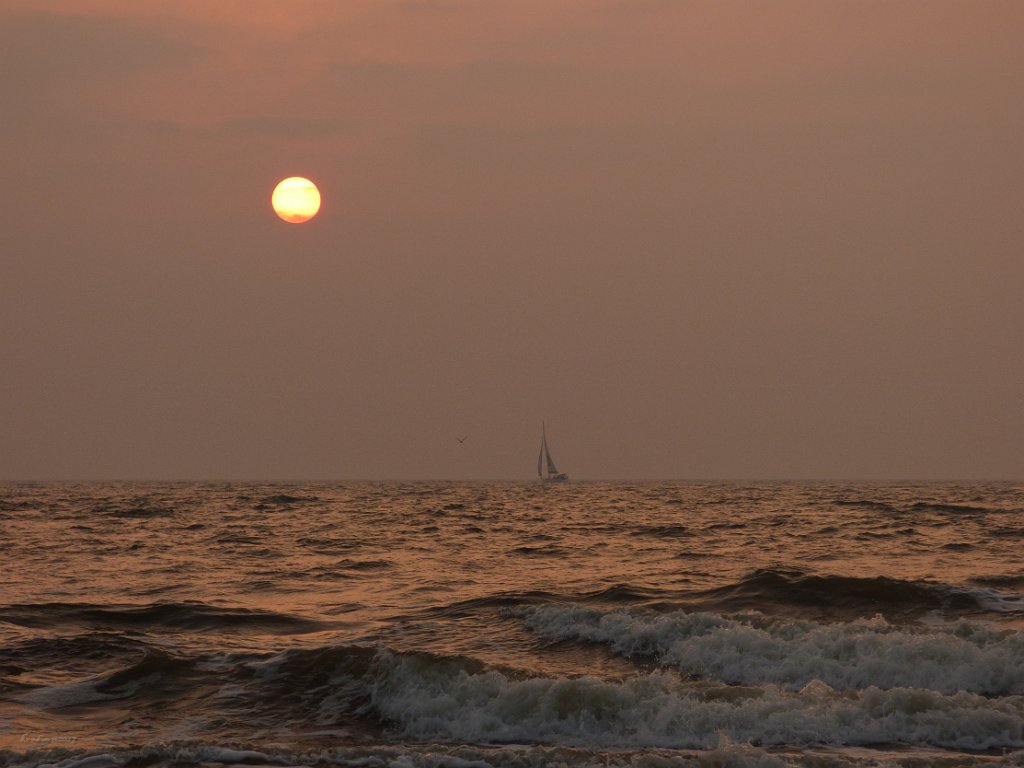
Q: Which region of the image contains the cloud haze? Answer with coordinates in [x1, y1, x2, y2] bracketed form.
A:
[1, 1, 1021, 479]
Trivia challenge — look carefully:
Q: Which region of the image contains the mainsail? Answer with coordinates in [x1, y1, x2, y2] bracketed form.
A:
[546, 444, 560, 476]
[537, 422, 569, 482]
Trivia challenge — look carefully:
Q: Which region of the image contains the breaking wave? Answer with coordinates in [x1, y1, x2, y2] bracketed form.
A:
[369, 648, 1024, 751]
[520, 605, 1024, 695]
[10, 641, 1024, 753]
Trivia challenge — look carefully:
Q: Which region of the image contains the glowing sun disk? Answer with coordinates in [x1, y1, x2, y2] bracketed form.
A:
[272, 177, 321, 223]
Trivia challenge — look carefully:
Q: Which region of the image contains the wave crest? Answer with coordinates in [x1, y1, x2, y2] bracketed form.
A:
[693, 569, 996, 620]
[520, 604, 1024, 696]
[369, 647, 1024, 751]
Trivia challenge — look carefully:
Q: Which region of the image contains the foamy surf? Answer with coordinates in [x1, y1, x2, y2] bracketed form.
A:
[9, 741, 1021, 768]
[520, 605, 1024, 695]
[367, 648, 1024, 752]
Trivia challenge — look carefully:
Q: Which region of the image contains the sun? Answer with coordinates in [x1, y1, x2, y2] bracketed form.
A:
[271, 177, 321, 223]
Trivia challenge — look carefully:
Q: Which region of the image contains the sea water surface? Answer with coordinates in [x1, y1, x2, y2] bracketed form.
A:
[1, 482, 1023, 768]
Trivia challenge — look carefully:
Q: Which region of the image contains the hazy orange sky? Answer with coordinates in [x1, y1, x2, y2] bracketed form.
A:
[1, 1, 1021, 479]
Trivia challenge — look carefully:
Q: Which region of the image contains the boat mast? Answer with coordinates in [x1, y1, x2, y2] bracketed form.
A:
[538, 421, 547, 478]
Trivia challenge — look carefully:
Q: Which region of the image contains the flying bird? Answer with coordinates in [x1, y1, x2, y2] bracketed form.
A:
[456, 436, 468, 445]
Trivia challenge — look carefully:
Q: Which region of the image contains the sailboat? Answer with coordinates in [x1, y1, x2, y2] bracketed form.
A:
[537, 422, 569, 483]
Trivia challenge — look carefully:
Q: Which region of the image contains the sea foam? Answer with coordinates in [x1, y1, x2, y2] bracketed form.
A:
[368, 648, 1024, 751]
[519, 605, 1024, 695]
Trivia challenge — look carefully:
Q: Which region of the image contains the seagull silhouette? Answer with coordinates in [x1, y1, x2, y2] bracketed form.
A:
[456, 436, 468, 445]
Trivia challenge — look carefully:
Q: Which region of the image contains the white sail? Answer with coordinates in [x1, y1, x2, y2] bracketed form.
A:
[538, 422, 569, 482]
[546, 449, 559, 475]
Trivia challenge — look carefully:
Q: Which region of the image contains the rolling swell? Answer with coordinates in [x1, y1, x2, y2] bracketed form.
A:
[416, 569, 1011, 622]
[0, 633, 152, 691]
[580, 585, 672, 605]
[833, 499, 901, 513]
[631, 524, 693, 539]
[95, 504, 176, 519]
[972, 574, 1024, 590]
[910, 502, 996, 515]
[0, 601, 328, 633]
[414, 585, 682, 622]
[15, 642, 385, 732]
[692, 568, 992, 620]
[18, 648, 212, 711]
[12, 643, 509, 742]
[509, 545, 572, 557]
[415, 591, 566, 618]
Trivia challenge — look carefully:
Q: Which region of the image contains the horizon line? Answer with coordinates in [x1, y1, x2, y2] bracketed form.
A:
[1, 477, 1020, 484]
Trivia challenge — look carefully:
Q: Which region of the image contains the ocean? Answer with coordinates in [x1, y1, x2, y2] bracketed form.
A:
[1, 481, 1023, 768]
